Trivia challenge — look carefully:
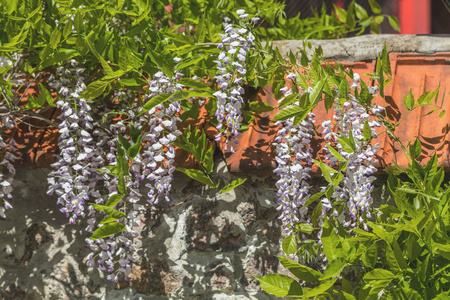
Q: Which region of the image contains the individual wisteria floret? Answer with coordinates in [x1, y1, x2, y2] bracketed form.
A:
[213, 9, 255, 153]
[273, 81, 315, 235]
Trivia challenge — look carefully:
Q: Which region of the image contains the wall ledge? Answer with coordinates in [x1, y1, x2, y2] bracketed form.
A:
[272, 34, 450, 62]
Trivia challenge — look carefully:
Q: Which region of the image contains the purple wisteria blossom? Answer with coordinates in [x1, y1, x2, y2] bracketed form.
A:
[140, 69, 183, 205]
[47, 60, 105, 225]
[0, 113, 16, 219]
[320, 76, 383, 231]
[274, 83, 315, 234]
[214, 10, 255, 153]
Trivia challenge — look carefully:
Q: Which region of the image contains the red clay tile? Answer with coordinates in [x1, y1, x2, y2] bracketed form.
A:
[6, 52, 450, 175]
[375, 52, 450, 171]
[219, 53, 450, 174]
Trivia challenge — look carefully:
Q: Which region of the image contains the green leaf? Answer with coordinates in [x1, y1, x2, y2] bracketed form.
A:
[363, 120, 372, 140]
[406, 234, 422, 261]
[220, 178, 247, 194]
[37, 83, 56, 107]
[323, 257, 346, 279]
[321, 219, 342, 259]
[91, 222, 125, 240]
[119, 45, 130, 72]
[345, 2, 356, 30]
[359, 80, 374, 105]
[388, 16, 400, 31]
[173, 90, 191, 102]
[40, 45, 52, 61]
[118, 133, 131, 151]
[334, 4, 347, 23]
[364, 268, 395, 283]
[119, 78, 147, 87]
[282, 235, 297, 255]
[304, 191, 325, 207]
[203, 145, 214, 174]
[127, 135, 142, 159]
[278, 93, 298, 108]
[311, 202, 323, 228]
[177, 78, 212, 91]
[309, 79, 326, 105]
[140, 93, 172, 115]
[249, 101, 274, 114]
[175, 54, 207, 70]
[147, 49, 174, 79]
[313, 159, 338, 183]
[74, 12, 83, 32]
[326, 144, 346, 162]
[409, 138, 422, 159]
[401, 288, 424, 300]
[273, 105, 307, 122]
[295, 223, 315, 234]
[368, 0, 382, 14]
[382, 44, 392, 76]
[337, 136, 356, 153]
[277, 256, 323, 281]
[339, 291, 356, 300]
[435, 291, 450, 299]
[164, 32, 194, 45]
[90, 203, 126, 219]
[86, 37, 114, 77]
[362, 242, 378, 268]
[49, 28, 61, 49]
[118, 174, 126, 194]
[105, 194, 125, 207]
[300, 50, 309, 67]
[63, 19, 73, 38]
[339, 78, 348, 98]
[177, 167, 214, 187]
[255, 274, 303, 297]
[392, 240, 408, 270]
[100, 215, 119, 224]
[302, 278, 337, 298]
[5, 0, 19, 14]
[82, 80, 109, 100]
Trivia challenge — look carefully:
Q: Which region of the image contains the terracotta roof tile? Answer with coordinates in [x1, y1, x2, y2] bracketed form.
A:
[7, 52, 450, 174]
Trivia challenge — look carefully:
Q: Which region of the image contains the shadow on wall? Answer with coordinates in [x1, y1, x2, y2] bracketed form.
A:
[0, 168, 108, 299]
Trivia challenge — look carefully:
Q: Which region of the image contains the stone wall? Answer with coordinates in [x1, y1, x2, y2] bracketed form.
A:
[1, 156, 307, 299]
[0, 157, 393, 300]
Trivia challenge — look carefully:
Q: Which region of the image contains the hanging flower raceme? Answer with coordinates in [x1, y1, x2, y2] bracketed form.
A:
[47, 60, 105, 224]
[213, 9, 255, 153]
[0, 57, 16, 219]
[321, 74, 383, 231]
[84, 105, 145, 282]
[273, 82, 315, 235]
[0, 113, 16, 219]
[140, 66, 183, 205]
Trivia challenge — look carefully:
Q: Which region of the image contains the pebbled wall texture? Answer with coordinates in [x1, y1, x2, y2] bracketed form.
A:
[1, 35, 449, 300]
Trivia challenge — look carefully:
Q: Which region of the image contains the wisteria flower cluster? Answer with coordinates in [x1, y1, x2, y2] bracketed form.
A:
[0, 111, 16, 219]
[273, 72, 384, 238]
[274, 81, 316, 234]
[140, 67, 183, 205]
[213, 9, 255, 153]
[320, 74, 382, 231]
[46, 60, 105, 224]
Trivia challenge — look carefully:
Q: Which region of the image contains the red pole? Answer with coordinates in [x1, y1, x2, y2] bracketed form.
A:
[398, 0, 431, 34]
